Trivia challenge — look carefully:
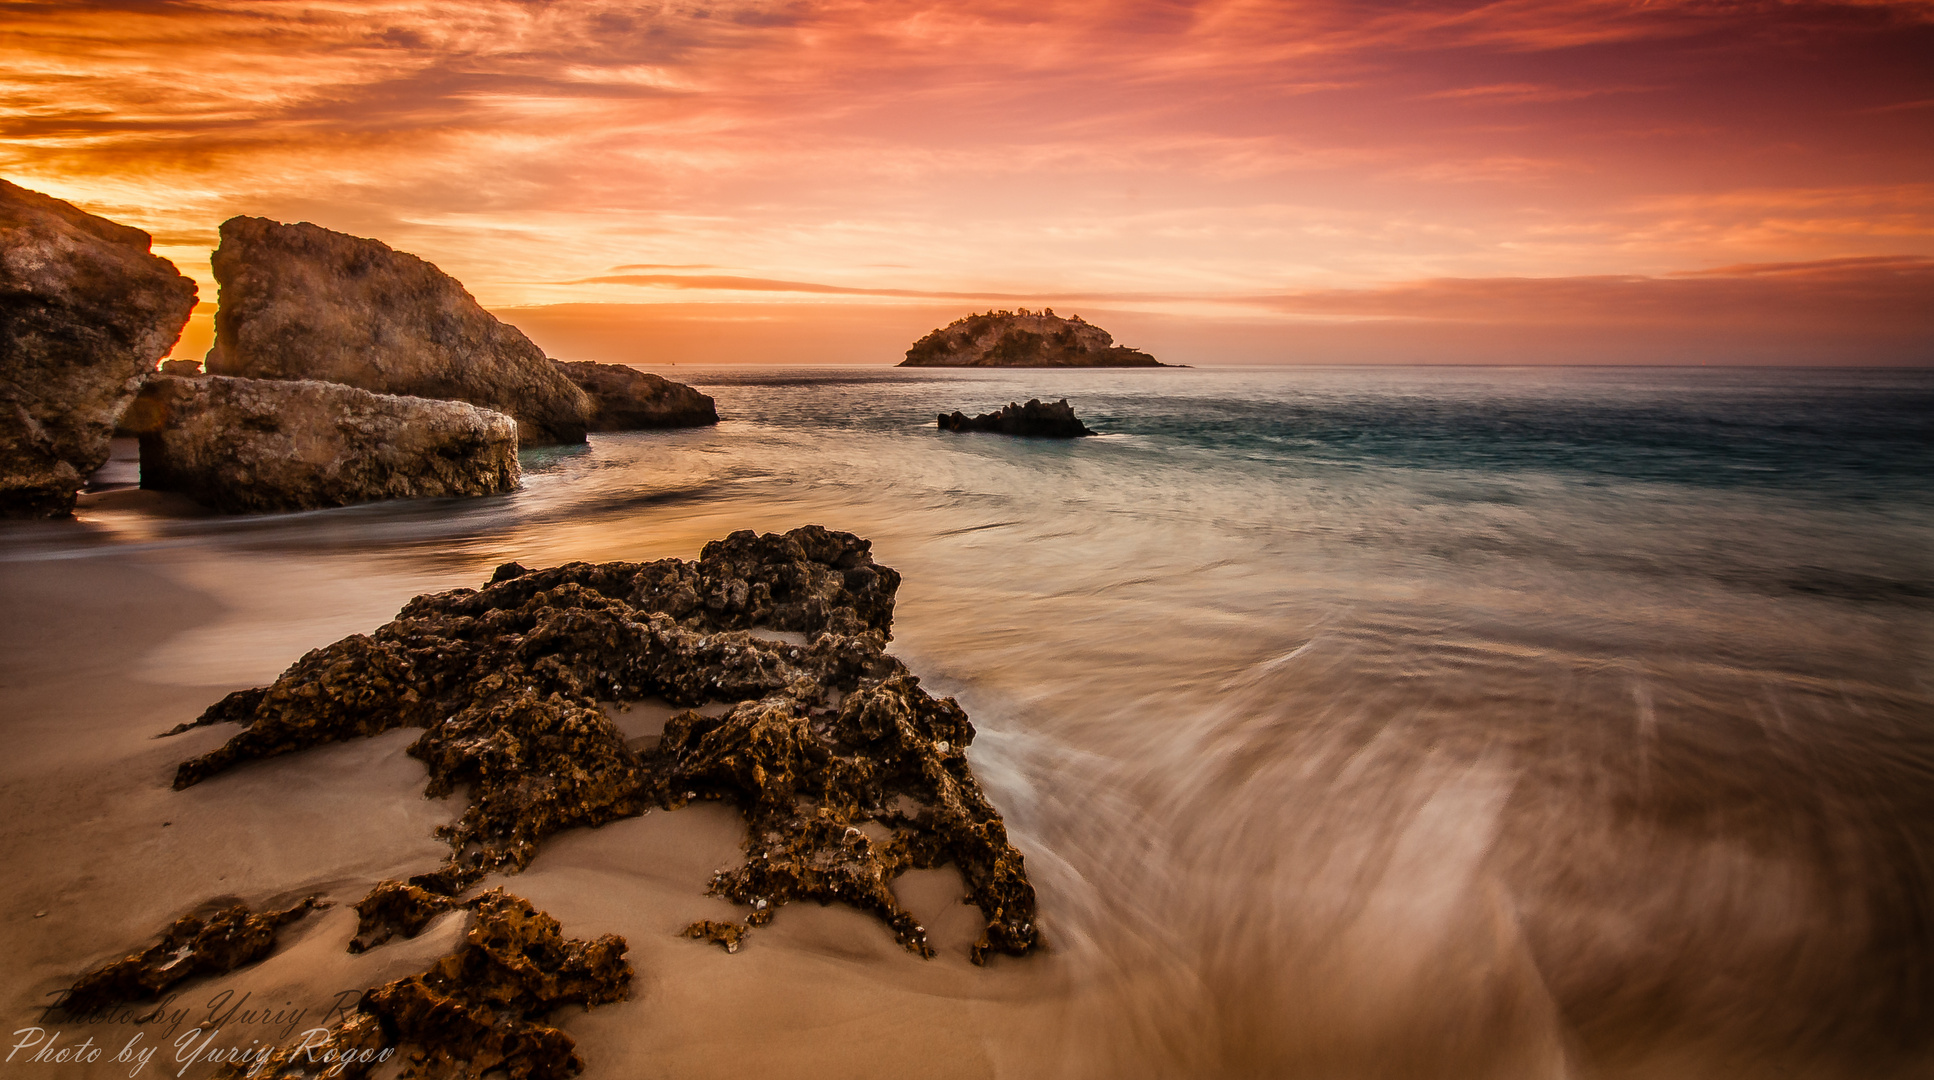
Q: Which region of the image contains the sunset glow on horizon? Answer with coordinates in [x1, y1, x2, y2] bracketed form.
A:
[4, 0, 1931, 364]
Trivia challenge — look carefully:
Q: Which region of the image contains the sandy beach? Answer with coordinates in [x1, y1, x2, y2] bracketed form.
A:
[0, 513, 1073, 1080]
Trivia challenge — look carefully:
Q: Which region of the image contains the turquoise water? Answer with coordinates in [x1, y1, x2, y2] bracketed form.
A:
[20, 365, 1934, 1078]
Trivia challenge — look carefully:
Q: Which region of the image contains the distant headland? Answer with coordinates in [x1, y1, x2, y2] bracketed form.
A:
[899, 309, 1169, 367]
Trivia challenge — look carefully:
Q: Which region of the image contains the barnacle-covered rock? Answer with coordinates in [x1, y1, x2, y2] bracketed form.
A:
[56, 896, 325, 1016]
[658, 673, 1039, 962]
[169, 526, 1041, 963]
[234, 891, 629, 1080]
[682, 919, 748, 953]
[350, 881, 462, 954]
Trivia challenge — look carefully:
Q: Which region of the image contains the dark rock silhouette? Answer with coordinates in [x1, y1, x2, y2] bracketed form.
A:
[553, 359, 718, 430]
[940, 398, 1097, 437]
[0, 179, 197, 517]
[900, 308, 1164, 367]
[123, 373, 519, 513]
[204, 216, 592, 445]
[168, 527, 1042, 965]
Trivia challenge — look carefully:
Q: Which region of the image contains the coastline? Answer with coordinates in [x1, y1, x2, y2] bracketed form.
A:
[3, 365, 1930, 1080]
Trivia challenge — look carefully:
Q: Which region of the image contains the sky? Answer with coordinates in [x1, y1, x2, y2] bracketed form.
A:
[3, 0, 1931, 365]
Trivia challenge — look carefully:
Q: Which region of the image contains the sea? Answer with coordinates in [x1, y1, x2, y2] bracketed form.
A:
[24, 365, 1934, 1078]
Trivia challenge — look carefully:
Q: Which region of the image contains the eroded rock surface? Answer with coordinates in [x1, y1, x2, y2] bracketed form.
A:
[171, 527, 1042, 963]
[350, 881, 462, 954]
[123, 373, 519, 513]
[554, 360, 718, 430]
[233, 891, 629, 1080]
[900, 308, 1164, 367]
[204, 216, 592, 445]
[0, 179, 197, 517]
[56, 896, 325, 1017]
[940, 397, 1096, 438]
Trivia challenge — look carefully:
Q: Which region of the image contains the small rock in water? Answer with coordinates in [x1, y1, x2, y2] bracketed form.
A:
[939, 398, 1097, 438]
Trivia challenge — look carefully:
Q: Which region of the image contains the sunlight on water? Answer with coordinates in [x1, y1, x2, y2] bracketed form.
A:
[13, 365, 1933, 1079]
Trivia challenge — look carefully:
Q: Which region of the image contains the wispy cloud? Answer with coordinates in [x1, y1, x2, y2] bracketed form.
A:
[1250, 256, 1934, 334]
[571, 272, 1186, 304]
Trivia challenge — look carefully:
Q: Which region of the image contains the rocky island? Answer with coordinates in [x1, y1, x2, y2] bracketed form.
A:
[900, 308, 1166, 367]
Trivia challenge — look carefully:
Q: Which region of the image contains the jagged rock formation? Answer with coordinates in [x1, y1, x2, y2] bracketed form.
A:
[351, 880, 464, 954]
[121, 373, 519, 514]
[227, 891, 630, 1080]
[554, 360, 718, 431]
[940, 398, 1097, 438]
[0, 179, 197, 517]
[203, 216, 592, 445]
[169, 527, 1042, 964]
[55, 896, 325, 1017]
[900, 308, 1164, 367]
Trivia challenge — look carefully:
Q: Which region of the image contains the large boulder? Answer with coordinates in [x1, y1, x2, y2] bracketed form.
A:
[203, 217, 592, 445]
[0, 179, 198, 517]
[553, 360, 718, 430]
[124, 373, 519, 513]
[900, 308, 1165, 367]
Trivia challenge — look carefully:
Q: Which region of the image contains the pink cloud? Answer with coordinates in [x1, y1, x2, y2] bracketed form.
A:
[1, 0, 1929, 361]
